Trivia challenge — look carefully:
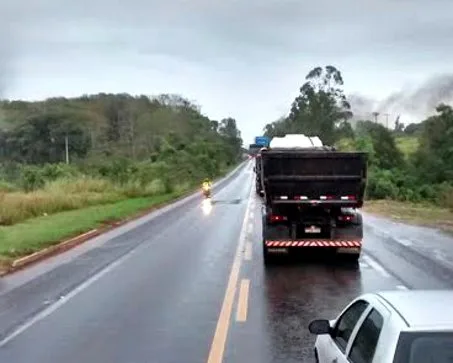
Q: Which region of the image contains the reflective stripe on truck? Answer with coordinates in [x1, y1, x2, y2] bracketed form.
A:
[265, 240, 362, 247]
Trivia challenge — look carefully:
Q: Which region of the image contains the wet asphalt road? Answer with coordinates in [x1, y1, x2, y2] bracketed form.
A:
[0, 161, 452, 363]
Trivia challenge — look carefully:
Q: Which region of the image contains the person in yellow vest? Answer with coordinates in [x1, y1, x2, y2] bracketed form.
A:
[201, 178, 212, 198]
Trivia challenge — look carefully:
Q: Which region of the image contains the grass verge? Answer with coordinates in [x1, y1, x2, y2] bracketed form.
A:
[0, 162, 242, 273]
[0, 192, 185, 270]
[364, 199, 453, 234]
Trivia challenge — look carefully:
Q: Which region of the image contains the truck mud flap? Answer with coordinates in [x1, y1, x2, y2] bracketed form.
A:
[266, 247, 289, 254]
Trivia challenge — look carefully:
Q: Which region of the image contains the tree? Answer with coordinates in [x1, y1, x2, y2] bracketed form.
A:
[219, 117, 243, 163]
[414, 104, 453, 183]
[263, 117, 289, 137]
[404, 121, 425, 135]
[356, 120, 404, 169]
[263, 65, 352, 144]
[1, 112, 90, 164]
[394, 115, 405, 134]
[0, 93, 243, 168]
[336, 120, 355, 140]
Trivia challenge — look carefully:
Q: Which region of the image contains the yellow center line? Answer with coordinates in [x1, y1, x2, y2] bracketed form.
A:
[236, 279, 250, 322]
[206, 178, 253, 363]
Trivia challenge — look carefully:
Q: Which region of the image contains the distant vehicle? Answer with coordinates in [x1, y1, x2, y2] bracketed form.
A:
[309, 290, 453, 363]
[257, 134, 368, 264]
[201, 180, 212, 199]
[249, 136, 270, 157]
[248, 143, 262, 157]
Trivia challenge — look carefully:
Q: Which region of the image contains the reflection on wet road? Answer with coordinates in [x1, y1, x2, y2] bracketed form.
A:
[223, 187, 412, 363]
[201, 198, 213, 215]
[0, 161, 452, 363]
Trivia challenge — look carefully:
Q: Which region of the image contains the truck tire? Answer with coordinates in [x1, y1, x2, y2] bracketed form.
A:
[262, 242, 272, 265]
[344, 253, 360, 263]
[335, 213, 362, 263]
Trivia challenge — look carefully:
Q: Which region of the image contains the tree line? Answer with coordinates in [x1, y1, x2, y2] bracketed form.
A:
[263, 66, 453, 209]
[0, 93, 243, 191]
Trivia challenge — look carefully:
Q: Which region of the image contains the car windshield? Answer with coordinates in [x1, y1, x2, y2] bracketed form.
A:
[394, 332, 453, 363]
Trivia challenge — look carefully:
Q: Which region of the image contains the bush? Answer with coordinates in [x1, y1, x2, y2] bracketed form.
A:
[40, 163, 79, 181]
[0, 178, 123, 225]
[417, 184, 438, 202]
[0, 134, 238, 226]
[0, 180, 17, 193]
[437, 183, 453, 211]
[45, 177, 115, 194]
[144, 179, 167, 195]
[20, 165, 46, 191]
[366, 169, 399, 200]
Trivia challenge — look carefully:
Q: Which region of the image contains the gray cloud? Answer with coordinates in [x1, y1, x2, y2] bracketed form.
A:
[2, 0, 453, 142]
[0, 27, 15, 97]
[5, 0, 453, 62]
[349, 74, 453, 126]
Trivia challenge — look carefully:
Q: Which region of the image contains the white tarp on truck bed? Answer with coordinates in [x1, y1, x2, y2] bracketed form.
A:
[269, 134, 323, 148]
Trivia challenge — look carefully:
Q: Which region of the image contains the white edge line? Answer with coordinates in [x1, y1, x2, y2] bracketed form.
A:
[0, 230, 143, 347]
[395, 238, 412, 247]
[362, 255, 409, 290]
[361, 255, 391, 278]
[1, 163, 251, 347]
[396, 285, 409, 290]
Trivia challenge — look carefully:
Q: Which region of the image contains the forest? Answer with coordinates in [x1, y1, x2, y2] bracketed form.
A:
[263, 66, 453, 213]
[0, 94, 243, 263]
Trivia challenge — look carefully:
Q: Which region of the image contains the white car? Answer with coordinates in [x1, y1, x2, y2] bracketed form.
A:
[309, 290, 453, 363]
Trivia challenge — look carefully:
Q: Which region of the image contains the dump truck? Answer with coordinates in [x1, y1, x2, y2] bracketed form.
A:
[248, 143, 262, 157]
[259, 134, 368, 264]
[253, 147, 267, 196]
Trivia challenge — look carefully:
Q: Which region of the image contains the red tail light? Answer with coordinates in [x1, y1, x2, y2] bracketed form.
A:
[270, 215, 288, 222]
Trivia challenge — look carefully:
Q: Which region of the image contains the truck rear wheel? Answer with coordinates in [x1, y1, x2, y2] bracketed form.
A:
[344, 253, 360, 263]
[262, 242, 272, 265]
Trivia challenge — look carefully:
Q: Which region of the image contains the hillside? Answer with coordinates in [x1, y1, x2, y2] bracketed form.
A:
[0, 94, 242, 167]
[395, 136, 419, 159]
[0, 93, 244, 265]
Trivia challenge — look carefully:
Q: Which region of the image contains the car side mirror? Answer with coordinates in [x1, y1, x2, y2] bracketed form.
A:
[308, 319, 331, 335]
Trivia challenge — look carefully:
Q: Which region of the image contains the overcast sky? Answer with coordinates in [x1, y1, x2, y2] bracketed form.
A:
[2, 0, 453, 143]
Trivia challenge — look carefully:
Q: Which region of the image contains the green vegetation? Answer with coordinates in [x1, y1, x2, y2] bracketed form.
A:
[364, 200, 453, 234]
[263, 65, 453, 225]
[0, 93, 243, 265]
[395, 136, 419, 159]
[0, 194, 176, 259]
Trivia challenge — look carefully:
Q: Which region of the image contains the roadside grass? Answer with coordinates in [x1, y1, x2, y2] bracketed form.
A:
[0, 163, 240, 272]
[0, 177, 168, 226]
[395, 136, 419, 159]
[364, 199, 453, 234]
[0, 192, 185, 266]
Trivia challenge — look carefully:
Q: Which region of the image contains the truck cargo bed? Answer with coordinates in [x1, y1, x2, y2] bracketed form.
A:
[260, 149, 367, 208]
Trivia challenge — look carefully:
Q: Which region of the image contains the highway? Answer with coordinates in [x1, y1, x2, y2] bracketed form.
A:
[0, 161, 452, 363]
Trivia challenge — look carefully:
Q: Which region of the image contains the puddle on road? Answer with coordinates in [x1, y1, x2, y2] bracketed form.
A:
[210, 198, 242, 205]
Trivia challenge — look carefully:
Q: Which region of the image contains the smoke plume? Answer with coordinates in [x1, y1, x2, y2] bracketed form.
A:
[348, 74, 453, 126]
